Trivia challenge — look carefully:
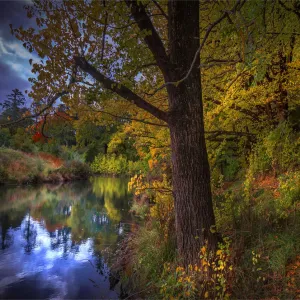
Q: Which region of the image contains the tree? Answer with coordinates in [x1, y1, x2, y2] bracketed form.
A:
[74, 120, 115, 162]
[12, 0, 249, 265]
[0, 89, 25, 114]
[0, 89, 31, 133]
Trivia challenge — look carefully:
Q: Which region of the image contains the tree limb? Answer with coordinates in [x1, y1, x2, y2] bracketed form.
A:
[125, 0, 170, 79]
[74, 56, 168, 123]
[205, 96, 260, 121]
[151, 0, 168, 20]
[206, 130, 256, 141]
[40, 113, 51, 139]
[278, 0, 300, 19]
[206, 130, 255, 137]
[88, 107, 168, 127]
[100, 0, 108, 61]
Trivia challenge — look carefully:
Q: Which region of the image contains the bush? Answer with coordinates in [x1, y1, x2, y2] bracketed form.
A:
[159, 239, 233, 299]
[248, 123, 300, 177]
[10, 128, 37, 153]
[91, 153, 144, 175]
[0, 128, 11, 147]
[64, 160, 91, 178]
[276, 171, 300, 218]
[60, 145, 85, 162]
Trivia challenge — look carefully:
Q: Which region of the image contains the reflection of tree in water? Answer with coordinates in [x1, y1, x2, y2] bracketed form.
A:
[92, 213, 109, 226]
[49, 227, 79, 258]
[22, 213, 37, 254]
[94, 253, 106, 276]
[0, 214, 14, 250]
[90, 177, 131, 223]
[0, 177, 132, 265]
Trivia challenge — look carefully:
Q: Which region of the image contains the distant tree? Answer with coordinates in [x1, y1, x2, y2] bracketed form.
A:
[1, 88, 25, 109]
[0, 89, 32, 134]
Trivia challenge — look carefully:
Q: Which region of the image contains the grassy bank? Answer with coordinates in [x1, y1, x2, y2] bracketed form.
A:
[0, 148, 90, 184]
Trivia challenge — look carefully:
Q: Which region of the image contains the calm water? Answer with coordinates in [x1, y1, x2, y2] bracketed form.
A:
[0, 177, 133, 299]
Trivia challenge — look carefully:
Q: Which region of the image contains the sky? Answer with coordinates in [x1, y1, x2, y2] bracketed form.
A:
[0, 0, 36, 105]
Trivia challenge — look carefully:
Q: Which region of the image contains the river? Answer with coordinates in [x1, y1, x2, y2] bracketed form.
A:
[0, 177, 133, 299]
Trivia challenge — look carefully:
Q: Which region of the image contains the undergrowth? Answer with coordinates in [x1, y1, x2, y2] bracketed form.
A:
[116, 123, 300, 299]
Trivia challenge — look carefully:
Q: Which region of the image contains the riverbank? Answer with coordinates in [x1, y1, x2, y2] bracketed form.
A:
[0, 148, 91, 185]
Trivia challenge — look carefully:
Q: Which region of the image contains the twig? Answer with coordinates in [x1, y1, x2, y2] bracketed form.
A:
[87, 107, 168, 127]
[101, 0, 108, 61]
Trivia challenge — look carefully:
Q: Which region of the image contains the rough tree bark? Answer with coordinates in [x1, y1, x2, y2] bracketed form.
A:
[167, 0, 217, 265]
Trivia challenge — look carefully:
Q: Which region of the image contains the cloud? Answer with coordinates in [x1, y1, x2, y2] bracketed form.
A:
[0, 1, 37, 103]
[0, 37, 34, 88]
[10, 62, 32, 81]
[0, 38, 12, 56]
[0, 61, 30, 103]
[0, 37, 33, 60]
[6, 41, 33, 60]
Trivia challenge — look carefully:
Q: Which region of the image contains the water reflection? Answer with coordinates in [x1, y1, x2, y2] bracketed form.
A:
[0, 177, 132, 299]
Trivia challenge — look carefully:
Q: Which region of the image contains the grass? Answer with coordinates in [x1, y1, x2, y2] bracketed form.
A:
[0, 147, 90, 184]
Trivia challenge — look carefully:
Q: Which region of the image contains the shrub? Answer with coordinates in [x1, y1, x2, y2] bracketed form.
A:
[91, 154, 127, 175]
[60, 145, 85, 162]
[248, 123, 300, 177]
[159, 239, 234, 299]
[65, 160, 91, 178]
[276, 171, 300, 218]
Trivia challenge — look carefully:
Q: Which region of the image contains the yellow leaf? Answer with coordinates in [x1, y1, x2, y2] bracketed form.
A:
[204, 291, 209, 298]
[216, 250, 222, 256]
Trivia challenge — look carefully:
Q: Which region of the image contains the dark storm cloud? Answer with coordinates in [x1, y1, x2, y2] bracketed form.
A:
[0, 1, 35, 41]
[0, 61, 30, 102]
[0, 1, 35, 105]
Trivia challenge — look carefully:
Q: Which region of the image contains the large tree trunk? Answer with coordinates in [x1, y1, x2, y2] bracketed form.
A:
[167, 0, 217, 266]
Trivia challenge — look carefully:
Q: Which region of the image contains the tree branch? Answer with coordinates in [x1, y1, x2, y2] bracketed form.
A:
[40, 113, 50, 139]
[151, 0, 168, 20]
[74, 56, 168, 123]
[125, 0, 170, 79]
[0, 63, 79, 128]
[100, 0, 108, 61]
[206, 130, 256, 141]
[88, 107, 168, 127]
[206, 130, 255, 137]
[278, 0, 300, 19]
[205, 96, 260, 121]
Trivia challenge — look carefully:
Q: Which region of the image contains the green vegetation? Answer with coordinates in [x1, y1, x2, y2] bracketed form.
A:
[91, 153, 147, 176]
